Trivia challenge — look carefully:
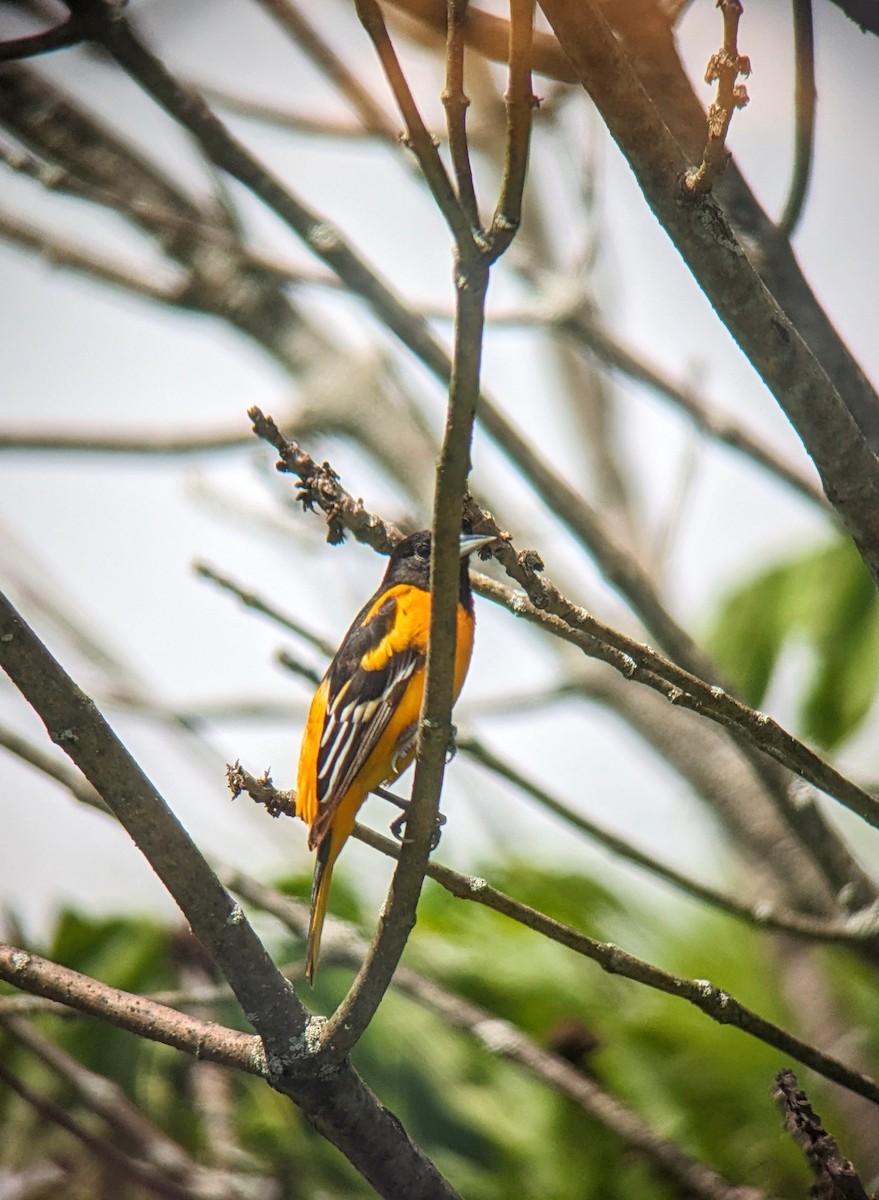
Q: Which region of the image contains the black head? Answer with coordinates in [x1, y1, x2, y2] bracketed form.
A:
[382, 530, 494, 609]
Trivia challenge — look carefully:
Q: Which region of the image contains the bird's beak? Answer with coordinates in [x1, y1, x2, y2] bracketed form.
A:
[459, 533, 497, 558]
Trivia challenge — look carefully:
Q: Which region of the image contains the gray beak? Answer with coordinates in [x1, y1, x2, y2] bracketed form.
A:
[458, 533, 497, 558]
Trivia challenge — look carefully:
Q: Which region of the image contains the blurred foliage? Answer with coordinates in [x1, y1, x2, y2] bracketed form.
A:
[1, 858, 857, 1198]
[707, 534, 879, 748]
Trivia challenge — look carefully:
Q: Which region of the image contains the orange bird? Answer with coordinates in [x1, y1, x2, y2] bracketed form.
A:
[296, 530, 494, 982]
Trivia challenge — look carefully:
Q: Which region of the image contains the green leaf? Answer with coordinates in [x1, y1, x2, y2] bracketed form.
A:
[707, 536, 879, 748]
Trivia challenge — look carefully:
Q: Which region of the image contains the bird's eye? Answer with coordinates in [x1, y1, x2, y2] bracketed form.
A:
[415, 544, 428, 559]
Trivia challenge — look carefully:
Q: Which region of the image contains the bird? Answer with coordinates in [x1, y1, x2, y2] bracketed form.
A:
[295, 529, 495, 982]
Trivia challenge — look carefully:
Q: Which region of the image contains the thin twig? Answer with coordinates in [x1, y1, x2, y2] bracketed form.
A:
[778, 0, 816, 237]
[443, 0, 481, 227]
[683, 0, 751, 195]
[0, 1060, 198, 1200]
[274, 650, 323, 688]
[363, 289, 828, 511]
[0, 946, 261, 1072]
[0, 209, 182, 303]
[199, 85, 411, 139]
[354, 0, 476, 248]
[0, 1016, 254, 1200]
[486, 0, 535, 258]
[459, 735, 879, 944]
[0, 982, 255, 1019]
[774, 1069, 870, 1199]
[0, 721, 108, 815]
[193, 561, 336, 657]
[254, 0, 402, 145]
[0, 426, 255, 455]
[0, 17, 82, 63]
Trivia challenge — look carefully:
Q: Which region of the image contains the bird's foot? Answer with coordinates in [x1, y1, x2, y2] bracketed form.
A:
[445, 723, 458, 764]
[389, 806, 447, 851]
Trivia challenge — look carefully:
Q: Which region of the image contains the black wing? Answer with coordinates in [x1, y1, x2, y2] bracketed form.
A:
[314, 592, 423, 818]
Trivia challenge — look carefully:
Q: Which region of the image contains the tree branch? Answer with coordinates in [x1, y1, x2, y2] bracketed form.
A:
[486, 0, 535, 258]
[254, 0, 403, 145]
[774, 1069, 871, 1200]
[534, 0, 879, 583]
[0, 944, 261, 1073]
[0, 1059, 199, 1200]
[458, 735, 879, 944]
[320, 228, 491, 1061]
[0, 17, 83, 63]
[443, 0, 481, 228]
[354, 0, 476, 249]
[0, 593, 461, 1200]
[683, 0, 750, 196]
[233, 769, 879, 1109]
[0, 1015, 252, 1200]
[193, 561, 336, 658]
[778, 0, 816, 238]
[224, 869, 768, 1200]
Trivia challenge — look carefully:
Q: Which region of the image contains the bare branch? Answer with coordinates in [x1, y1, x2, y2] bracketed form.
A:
[0, 721, 108, 814]
[233, 770, 879, 1109]
[554, 306, 827, 512]
[254, 0, 403, 145]
[0, 209, 180, 303]
[224, 869, 769, 1200]
[199, 85, 403, 139]
[0, 1059, 199, 1200]
[193, 561, 336, 658]
[0, 944, 261, 1073]
[0, 17, 83, 63]
[486, 0, 535, 258]
[0, 1016, 258, 1200]
[443, 0, 480, 227]
[0, 589, 461, 1199]
[321, 234, 491, 1060]
[778, 0, 816, 238]
[459, 735, 879, 944]
[774, 1069, 871, 1200]
[535, 0, 879, 582]
[354, 0, 476, 249]
[683, 0, 750, 196]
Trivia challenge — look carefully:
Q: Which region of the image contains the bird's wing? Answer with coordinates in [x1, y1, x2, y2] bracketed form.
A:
[311, 590, 423, 839]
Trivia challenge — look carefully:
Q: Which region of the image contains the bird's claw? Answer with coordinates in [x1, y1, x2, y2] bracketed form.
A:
[445, 724, 458, 764]
[389, 809, 447, 851]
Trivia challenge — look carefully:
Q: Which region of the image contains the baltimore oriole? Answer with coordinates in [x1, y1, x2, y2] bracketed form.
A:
[296, 529, 494, 982]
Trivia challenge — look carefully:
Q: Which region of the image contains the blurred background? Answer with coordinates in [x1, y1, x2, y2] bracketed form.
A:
[3, 1, 879, 1196]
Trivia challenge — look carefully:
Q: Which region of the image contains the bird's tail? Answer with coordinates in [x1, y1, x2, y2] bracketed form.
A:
[306, 820, 347, 984]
